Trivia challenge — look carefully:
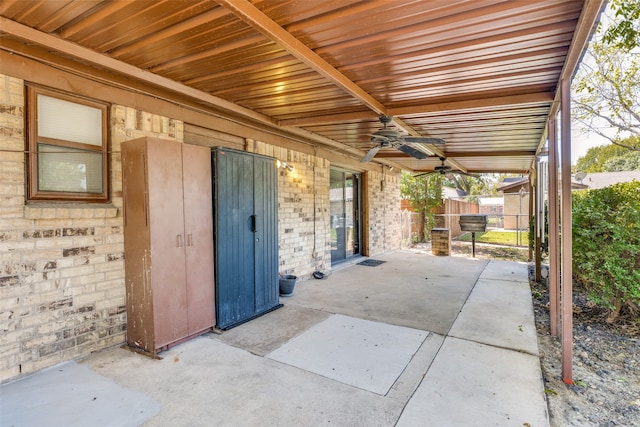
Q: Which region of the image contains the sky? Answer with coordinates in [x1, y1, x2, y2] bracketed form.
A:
[571, 124, 612, 164]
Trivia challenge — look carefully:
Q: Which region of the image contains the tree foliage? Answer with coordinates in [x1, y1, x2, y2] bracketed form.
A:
[572, 1, 640, 150]
[572, 181, 640, 322]
[574, 136, 640, 172]
[572, 41, 640, 147]
[443, 173, 491, 199]
[400, 172, 443, 241]
[602, 0, 640, 51]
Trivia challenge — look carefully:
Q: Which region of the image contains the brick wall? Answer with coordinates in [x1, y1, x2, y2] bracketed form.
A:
[0, 75, 181, 382]
[249, 141, 331, 279]
[366, 170, 402, 256]
[1, 72, 402, 382]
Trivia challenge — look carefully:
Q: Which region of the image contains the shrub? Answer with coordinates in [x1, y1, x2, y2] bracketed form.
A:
[572, 181, 640, 322]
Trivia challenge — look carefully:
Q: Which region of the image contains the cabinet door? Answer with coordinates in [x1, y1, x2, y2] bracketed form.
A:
[147, 139, 189, 347]
[182, 144, 215, 334]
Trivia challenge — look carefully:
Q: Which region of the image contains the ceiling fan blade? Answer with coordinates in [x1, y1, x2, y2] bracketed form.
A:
[360, 145, 382, 163]
[456, 171, 482, 179]
[403, 136, 445, 144]
[413, 171, 439, 178]
[396, 144, 429, 159]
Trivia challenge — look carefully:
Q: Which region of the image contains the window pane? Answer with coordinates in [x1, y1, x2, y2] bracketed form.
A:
[38, 94, 103, 146]
[38, 144, 104, 193]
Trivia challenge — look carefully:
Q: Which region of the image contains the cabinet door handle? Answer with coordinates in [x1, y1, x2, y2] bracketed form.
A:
[177, 234, 183, 247]
[250, 215, 257, 233]
[187, 234, 193, 247]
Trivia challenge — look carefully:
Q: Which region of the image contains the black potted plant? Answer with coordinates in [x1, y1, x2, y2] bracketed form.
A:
[278, 273, 297, 296]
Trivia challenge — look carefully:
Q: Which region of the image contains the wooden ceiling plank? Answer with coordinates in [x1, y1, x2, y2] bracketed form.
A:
[283, 92, 552, 127]
[0, 16, 278, 126]
[214, 0, 387, 115]
[390, 92, 553, 116]
[280, 111, 373, 127]
[334, 22, 574, 74]
[150, 34, 266, 74]
[213, 0, 454, 167]
[37, 1, 101, 33]
[97, 4, 219, 54]
[445, 150, 537, 158]
[311, 0, 577, 56]
[2, 0, 48, 23]
[57, 0, 133, 39]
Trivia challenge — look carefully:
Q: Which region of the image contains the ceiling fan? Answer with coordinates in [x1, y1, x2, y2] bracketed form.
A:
[360, 115, 445, 162]
[415, 157, 480, 178]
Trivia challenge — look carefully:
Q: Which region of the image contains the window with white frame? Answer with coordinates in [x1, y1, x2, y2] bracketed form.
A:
[27, 85, 109, 202]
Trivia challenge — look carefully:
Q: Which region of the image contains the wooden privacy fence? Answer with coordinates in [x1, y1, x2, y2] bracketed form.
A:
[401, 199, 479, 244]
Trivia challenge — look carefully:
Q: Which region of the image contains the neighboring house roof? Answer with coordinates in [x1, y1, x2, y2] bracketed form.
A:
[497, 178, 528, 193]
[498, 176, 590, 192]
[577, 171, 640, 189]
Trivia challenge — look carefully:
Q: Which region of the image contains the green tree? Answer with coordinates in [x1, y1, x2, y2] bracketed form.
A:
[575, 136, 640, 172]
[572, 40, 640, 149]
[443, 173, 490, 200]
[602, 0, 640, 51]
[400, 172, 443, 242]
[572, 1, 640, 152]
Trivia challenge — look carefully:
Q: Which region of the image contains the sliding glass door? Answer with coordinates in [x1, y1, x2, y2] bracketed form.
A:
[330, 168, 361, 264]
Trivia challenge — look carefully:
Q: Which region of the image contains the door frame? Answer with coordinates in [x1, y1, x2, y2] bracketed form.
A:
[329, 167, 363, 265]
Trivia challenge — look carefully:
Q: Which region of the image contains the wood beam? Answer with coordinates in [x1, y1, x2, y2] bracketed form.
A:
[214, 0, 388, 116]
[441, 150, 536, 158]
[375, 150, 536, 159]
[0, 16, 276, 126]
[214, 0, 459, 169]
[389, 92, 554, 116]
[0, 19, 411, 170]
[278, 93, 553, 127]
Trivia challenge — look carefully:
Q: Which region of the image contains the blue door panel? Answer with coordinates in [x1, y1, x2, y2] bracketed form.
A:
[212, 148, 279, 329]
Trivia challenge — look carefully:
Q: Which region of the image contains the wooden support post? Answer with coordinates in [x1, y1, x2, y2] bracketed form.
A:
[533, 166, 541, 282]
[528, 175, 534, 262]
[548, 118, 560, 338]
[560, 78, 573, 384]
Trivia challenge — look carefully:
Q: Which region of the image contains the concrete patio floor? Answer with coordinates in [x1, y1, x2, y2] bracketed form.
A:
[1, 250, 549, 426]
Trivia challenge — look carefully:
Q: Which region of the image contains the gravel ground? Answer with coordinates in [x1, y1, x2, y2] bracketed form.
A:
[530, 279, 640, 427]
[416, 241, 640, 426]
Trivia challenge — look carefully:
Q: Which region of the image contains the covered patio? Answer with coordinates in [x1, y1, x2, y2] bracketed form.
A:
[1, 251, 547, 426]
[0, 0, 607, 390]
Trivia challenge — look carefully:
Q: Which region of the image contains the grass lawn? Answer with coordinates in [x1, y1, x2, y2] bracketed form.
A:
[456, 230, 527, 247]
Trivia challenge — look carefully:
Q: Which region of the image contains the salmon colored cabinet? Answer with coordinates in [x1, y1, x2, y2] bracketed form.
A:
[122, 137, 215, 357]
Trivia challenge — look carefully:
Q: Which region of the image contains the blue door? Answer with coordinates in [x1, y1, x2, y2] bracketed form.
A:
[212, 148, 280, 329]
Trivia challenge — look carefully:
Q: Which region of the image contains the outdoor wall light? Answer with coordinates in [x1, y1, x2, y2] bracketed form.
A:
[276, 160, 294, 172]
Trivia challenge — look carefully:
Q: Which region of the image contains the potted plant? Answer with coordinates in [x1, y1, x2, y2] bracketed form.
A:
[278, 273, 297, 296]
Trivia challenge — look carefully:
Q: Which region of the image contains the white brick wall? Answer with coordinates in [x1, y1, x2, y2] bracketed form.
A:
[366, 170, 402, 256]
[0, 73, 403, 382]
[248, 141, 332, 279]
[0, 75, 181, 382]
